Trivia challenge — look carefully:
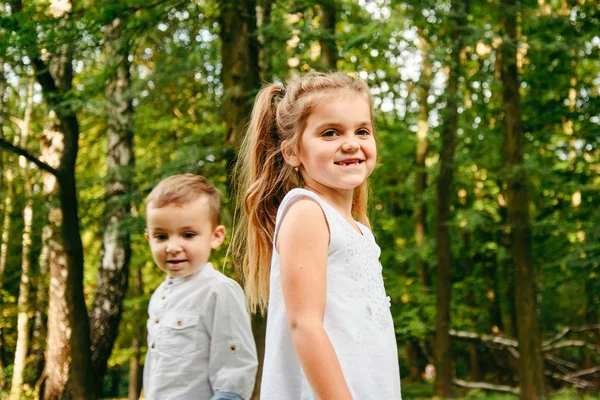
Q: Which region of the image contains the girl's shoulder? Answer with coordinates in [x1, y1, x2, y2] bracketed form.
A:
[276, 188, 330, 228]
[280, 187, 324, 207]
[275, 188, 331, 249]
[277, 188, 330, 219]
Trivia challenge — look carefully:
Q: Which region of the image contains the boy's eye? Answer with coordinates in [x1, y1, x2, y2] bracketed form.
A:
[154, 234, 167, 240]
[183, 232, 197, 239]
[356, 128, 370, 136]
[321, 129, 339, 137]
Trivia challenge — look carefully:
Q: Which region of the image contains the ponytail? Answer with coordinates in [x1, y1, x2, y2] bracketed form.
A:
[232, 72, 374, 314]
[231, 84, 299, 314]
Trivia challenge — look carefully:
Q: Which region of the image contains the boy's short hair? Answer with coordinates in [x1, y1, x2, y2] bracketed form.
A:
[145, 174, 221, 226]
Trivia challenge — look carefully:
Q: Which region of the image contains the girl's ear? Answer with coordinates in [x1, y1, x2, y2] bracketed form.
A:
[281, 140, 300, 168]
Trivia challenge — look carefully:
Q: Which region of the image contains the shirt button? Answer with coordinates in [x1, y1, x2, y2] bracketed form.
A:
[177, 321, 182, 326]
[155, 318, 159, 323]
[230, 344, 237, 351]
[168, 281, 173, 285]
[161, 296, 165, 300]
[151, 343, 155, 349]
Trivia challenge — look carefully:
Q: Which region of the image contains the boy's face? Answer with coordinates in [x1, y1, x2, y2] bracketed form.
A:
[145, 195, 225, 278]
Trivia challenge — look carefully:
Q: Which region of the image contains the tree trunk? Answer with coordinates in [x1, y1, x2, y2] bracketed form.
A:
[500, 0, 547, 398]
[0, 56, 6, 392]
[30, 221, 50, 397]
[89, 15, 134, 393]
[251, 313, 266, 399]
[416, 30, 432, 289]
[257, 0, 274, 82]
[218, 7, 262, 393]
[128, 246, 144, 400]
[219, 0, 261, 198]
[10, 78, 35, 400]
[11, 171, 33, 399]
[0, 159, 13, 287]
[318, 0, 337, 70]
[434, 0, 465, 397]
[486, 259, 504, 334]
[6, 0, 100, 396]
[218, 0, 260, 148]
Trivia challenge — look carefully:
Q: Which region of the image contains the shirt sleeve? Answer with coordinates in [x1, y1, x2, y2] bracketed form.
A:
[206, 280, 258, 400]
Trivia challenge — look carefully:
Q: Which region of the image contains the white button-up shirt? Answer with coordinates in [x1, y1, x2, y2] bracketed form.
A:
[143, 263, 258, 400]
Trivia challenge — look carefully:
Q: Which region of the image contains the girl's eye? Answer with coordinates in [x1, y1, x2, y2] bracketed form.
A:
[322, 129, 339, 137]
[183, 232, 197, 239]
[356, 128, 370, 136]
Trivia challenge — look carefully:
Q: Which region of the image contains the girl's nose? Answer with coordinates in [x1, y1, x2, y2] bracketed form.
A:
[342, 140, 359, 152]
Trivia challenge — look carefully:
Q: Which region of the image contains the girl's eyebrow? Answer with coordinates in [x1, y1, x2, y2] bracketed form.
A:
[314, 121, 372, 131]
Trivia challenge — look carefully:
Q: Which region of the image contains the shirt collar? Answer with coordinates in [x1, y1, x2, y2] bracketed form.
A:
[165, 262, 212, 286]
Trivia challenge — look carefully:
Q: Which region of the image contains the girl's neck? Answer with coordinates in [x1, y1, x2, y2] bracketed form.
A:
[303, 184, 354, 220]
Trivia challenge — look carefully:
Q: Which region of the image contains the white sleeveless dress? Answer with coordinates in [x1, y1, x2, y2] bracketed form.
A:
[261, 188, 402, 399]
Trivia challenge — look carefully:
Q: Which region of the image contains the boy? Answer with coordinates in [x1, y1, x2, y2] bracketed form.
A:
[143, 174, 258, 400]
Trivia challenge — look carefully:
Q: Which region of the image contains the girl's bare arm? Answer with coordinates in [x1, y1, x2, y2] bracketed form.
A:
[277, 199, 352, 400]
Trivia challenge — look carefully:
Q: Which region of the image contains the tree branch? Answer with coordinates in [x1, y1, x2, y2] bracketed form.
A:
[543, 324, 600, 348]
[449, 329, 520, 358]
[0, 137, 59, 176]
[543, 339, 600, 353]
[545, 354, 579, 370]
[568, 366, 600, 378]
[453, 379, 520, 394]
[545, 370, 595, 390]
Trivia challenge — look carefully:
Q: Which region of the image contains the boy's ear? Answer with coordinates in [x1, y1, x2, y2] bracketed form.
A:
[211, 225, 226, 249]
[144, 230, 149, 240]
[281, 140, 300, 168]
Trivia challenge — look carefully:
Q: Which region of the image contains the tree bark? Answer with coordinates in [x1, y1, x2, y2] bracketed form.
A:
[218, 0, 260, 148]
[318, 0, 337, 70]
[500, 0, 547, 398]
[0, 55, 6, 392]
[416, 30, 432, 289]
[30, 225, 50, 397]
[0, 166, 14, 287]
[5, 0, 98, 397]
[89, 14, 134, 392]
[257, 0, 274, 82]
[10, 78, 35, 400]
[250, 313, 266, 399]
[218, 7, 262, 394]
[434, 0, 465, 397]
[219, 0, 261, 199]
[128, 221, 144, 400]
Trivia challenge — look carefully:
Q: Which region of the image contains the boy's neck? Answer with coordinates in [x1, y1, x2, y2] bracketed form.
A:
[167, 261, 210, 280]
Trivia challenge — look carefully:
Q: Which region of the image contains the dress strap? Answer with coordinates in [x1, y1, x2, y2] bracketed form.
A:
[273, 188, 332, 244]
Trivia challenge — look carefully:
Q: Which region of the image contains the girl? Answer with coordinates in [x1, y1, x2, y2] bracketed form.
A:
[232, 72, 401, 399]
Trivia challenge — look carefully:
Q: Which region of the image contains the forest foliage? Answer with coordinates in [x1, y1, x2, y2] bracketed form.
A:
[0, 0, 599, 398]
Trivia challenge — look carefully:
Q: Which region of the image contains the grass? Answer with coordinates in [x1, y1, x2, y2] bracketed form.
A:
[401, 383, 600, 399]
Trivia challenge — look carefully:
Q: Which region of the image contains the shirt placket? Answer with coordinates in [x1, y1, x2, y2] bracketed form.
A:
[153, 277, 174, 351]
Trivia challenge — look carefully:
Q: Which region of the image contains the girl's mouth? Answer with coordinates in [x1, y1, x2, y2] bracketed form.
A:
[334, 159, 363, 166]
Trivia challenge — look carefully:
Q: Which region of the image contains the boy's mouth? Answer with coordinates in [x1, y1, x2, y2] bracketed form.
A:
[167, 259, 187, 265]
[334, 159, 364, 166]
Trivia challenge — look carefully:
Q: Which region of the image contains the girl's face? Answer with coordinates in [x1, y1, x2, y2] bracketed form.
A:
[295, 93, 376, 198]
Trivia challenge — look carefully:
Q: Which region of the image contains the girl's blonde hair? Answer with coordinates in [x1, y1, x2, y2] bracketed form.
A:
[232, 71, 374, 314]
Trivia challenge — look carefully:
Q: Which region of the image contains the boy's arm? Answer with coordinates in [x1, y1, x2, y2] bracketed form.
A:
[207, 280, 258, 400]
[277, 199, 353, 400]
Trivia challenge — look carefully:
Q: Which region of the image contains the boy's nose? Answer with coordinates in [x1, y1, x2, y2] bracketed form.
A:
[166, 240, 183, 253]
